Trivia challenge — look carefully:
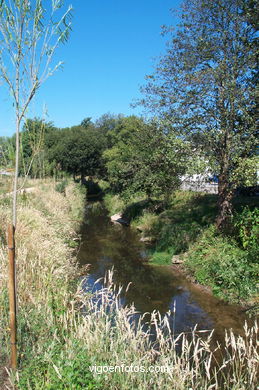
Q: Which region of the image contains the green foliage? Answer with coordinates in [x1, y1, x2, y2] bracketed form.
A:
[139, 0, 257, 228]
[103, 193, 125, 216]
[234, 206, 259, 258]
[104, 116, 188, 199]
[134, 191, 218, 256]
[0, 136, 15, 169]
[186, 227, 258, 301]
[20, 119, 56, 178]
[49, 126, 106, 179]
[149, 250, 172, 266]
[18, 340, 101, 390]
[123, 198, 162, 220]
[97, 179, 110, 193]
[231, 157, 258, 187]
[55, 180, 68, 195]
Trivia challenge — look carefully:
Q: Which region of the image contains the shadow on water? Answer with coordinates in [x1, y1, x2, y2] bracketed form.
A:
[78, 201, 253, 343]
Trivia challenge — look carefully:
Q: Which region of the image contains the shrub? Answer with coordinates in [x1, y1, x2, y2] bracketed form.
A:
[17, 339, 101, 390]
[149, 250, 172, 265]
[103, 193, 125, 216]
[186, 227, 258, 301]
[234, 206, 259, 260]
[55, 179, 68, 195]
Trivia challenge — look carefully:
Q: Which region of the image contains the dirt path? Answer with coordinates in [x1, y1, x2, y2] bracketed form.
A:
[0, 186, 38, 199]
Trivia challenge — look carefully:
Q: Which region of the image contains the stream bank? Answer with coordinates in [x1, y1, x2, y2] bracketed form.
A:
[78, 200, 254, 342]
[102, 189, 259, 312]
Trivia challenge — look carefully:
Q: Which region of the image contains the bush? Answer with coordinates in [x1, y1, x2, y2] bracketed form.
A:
[55, 179, 68, 195]
[234, 206, 259, 260]
[149, 250, 173, 265]
[103, 193, 125, 216]
[186, 227, 258, 301]
[18, 340, 101, 389]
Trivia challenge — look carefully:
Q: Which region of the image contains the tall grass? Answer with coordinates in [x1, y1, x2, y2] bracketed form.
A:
[0, 182, 258, 389]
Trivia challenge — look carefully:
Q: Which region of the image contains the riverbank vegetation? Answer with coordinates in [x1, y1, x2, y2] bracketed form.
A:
[103, 189, 258, 308]
[0, 181, 258, 389]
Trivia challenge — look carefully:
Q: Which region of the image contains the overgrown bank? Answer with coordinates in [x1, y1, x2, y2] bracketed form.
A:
[0, 181, 258, 389]
[104, 189, 258, 308]
[0, 180, 99, 388]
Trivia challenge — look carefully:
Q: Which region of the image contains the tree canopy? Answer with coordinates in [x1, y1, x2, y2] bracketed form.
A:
[104, 116, 188, 199]
[139, 0, 258, 229]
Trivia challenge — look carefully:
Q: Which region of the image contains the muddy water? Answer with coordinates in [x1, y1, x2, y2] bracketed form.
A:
[78, 201, 252, 341]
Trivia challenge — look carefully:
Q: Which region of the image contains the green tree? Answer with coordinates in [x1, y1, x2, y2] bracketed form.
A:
[139, 0, 257, 230]
[0, 136, 14, 169]
[50, 126, 106, 181]
[104, 116, 188, 199]
[80, 117, 93, 128]
[20, 118, 56, 178]
[95, 113, 124, 148]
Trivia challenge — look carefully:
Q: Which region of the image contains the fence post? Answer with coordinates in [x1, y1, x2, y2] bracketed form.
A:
[8, 223, 17, 369]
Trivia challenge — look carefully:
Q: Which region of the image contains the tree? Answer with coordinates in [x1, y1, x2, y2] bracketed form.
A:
[20, 118, 56, 178]
[139, 0, 257, 230]
[104, 116, 188, 199]
[0, 0, 72, 368]
[50, 126, 106, 181]
[0, 137, 15, 169]
[80, 117, 93, 128]
[93, 113, 125, 152]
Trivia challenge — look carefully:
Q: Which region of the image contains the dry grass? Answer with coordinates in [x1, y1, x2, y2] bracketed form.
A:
[0, 180, 258, 389]
[70, 272, 258, 390]
[0, 180, 84, 387]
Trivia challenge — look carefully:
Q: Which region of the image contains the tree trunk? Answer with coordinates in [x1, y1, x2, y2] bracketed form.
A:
[216, 171, 233, 232]
[12, 118, 20, 228]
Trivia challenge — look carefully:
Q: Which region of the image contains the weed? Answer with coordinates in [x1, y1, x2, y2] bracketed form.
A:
[55, 179, 68, 195]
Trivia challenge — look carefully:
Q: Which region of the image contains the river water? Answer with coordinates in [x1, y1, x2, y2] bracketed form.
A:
[78, 201, 252, 341]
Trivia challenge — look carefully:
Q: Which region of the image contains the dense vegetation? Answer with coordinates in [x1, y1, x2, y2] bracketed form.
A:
[103, 189, 258, 307]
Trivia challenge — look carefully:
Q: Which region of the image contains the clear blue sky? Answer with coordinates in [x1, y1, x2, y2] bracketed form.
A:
[0, 0, 181, 136]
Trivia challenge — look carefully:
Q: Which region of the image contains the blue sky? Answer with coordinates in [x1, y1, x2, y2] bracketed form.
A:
[0, 0, 181, 136]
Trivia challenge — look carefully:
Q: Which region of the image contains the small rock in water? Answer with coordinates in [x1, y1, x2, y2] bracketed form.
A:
[140, 236, 155, 243]
[172, 255, 184, 264]
[110, 214, 129, 226]
[111, 213, 122, 221]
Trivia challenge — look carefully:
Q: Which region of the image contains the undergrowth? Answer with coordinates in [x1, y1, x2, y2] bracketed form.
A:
[103, 190, 258, 306]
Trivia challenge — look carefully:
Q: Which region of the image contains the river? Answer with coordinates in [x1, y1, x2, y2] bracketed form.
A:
[78, 201, 252, 342]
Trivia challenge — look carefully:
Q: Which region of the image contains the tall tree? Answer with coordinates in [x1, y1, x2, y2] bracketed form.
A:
[49, 126, 106, 181]
[139, 0, 257, 230]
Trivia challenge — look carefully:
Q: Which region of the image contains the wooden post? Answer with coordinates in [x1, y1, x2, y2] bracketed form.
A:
[8, 224, 17, 369]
